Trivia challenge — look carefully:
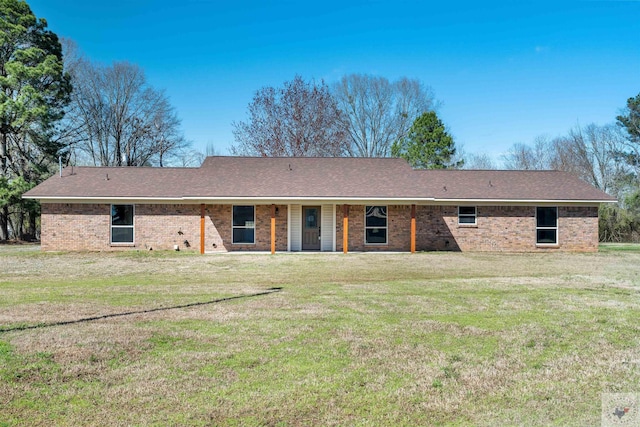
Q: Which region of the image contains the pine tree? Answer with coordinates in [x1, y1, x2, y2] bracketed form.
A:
[0, 0, 71, 239]
[391, 111, 462, 169]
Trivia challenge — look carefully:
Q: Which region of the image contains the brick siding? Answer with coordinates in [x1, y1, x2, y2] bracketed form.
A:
[41, 203, 111, 251]
[135, 204, 201, 251]
[415, 205, 537, 252]
[40, 203, 599, 252]
[42, 203, 202, 251]
[412, 205, 598, 252]
[335, 205, 411, 252]
[558, 206, 599, 252]
[204, 204, 288, 252]
[335, 204, 598, 253]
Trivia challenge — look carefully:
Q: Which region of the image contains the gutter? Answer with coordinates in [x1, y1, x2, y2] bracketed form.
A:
[22, 195, 616, 205]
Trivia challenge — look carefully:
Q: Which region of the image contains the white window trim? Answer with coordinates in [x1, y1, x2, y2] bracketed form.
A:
[536, 206, 559, 246]
[110, 204, 135, 245]
[232, 205, 256, 245]
[458, 206, 477, 226]
[364, 205, 388, 246]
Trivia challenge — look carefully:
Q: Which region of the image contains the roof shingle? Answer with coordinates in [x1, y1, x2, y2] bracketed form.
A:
[23, 157, 616, 203]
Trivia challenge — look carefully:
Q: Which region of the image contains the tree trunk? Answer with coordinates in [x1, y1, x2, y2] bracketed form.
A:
[29, 210, 38, 241]
[0, 131, 7, 240]
[16, 209, 24, 240]
[0, 130, 7, 174]
[0, 205, 8, 241]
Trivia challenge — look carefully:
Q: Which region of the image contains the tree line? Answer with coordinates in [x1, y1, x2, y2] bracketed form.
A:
[496, 95, 640, 243]
[0, 0, 190, 240]
[230, 74, 460, 168]
[0, 0, 637, 242]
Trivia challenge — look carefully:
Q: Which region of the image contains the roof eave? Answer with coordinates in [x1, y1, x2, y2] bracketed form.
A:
[25, 195, 616, 205]
[431, 198, 617, 204]
[22, 196, 185, 203]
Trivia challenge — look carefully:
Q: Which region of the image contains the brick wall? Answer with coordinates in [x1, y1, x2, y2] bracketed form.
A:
[40, 203, 599, 252]
[41, 203, 110, 251]
[335, 205, 410, 252]
[41, 203, 203, 251]
[415, 205, 538, 252]
[558, 206, 599, 252]
[135, 204, 201, 251]
[335, 204, 599, 253]
[416, 205, 599, 252]
[204, 204, 288, 252]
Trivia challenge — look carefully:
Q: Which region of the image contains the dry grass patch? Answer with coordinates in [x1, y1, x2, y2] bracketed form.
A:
[1, 246, 639, 425]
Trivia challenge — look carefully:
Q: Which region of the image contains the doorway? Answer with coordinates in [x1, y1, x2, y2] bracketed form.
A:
[302, 206, 321, 250]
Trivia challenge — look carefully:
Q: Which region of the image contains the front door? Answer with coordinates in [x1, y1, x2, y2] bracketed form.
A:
[302, 206, 321, 250]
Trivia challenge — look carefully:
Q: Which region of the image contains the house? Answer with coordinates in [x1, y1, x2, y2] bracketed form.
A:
[22, 156, 616, 253]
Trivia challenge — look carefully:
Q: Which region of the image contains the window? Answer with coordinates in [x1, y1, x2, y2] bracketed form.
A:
[111, 204, 134, 244]
[305, 208, 318, 229]
[536, 207, 558, 245]
[458, 206, 477, 225]
[365, 205, 387, 245]
[232, 205, 255, 244]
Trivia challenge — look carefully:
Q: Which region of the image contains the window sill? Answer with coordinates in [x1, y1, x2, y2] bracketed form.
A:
[457, 224, 478, 228]
[536, 244, 559, 249]
[110, 243, 135, 247]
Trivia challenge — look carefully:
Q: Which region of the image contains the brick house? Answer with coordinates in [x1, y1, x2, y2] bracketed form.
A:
[23, 157, 615, 253]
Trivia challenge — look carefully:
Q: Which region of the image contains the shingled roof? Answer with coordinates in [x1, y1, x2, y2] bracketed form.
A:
[23, 156, 616, 203]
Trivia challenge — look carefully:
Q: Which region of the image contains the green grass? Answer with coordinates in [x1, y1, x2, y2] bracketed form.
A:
[0, 248, 639, 425]
[599, 242, 640, 252]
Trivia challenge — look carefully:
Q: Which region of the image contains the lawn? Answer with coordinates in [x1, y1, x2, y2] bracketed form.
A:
[0, 246, 639, 426]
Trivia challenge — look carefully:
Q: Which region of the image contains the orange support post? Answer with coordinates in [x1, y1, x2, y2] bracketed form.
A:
[343, 204, 349, 254]
[410, 204, 416, 253]
[200, 204, 205, 254]
[270, 204, 276, 254]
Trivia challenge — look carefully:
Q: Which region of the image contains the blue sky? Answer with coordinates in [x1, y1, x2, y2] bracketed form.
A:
[27, 0, 640, 163]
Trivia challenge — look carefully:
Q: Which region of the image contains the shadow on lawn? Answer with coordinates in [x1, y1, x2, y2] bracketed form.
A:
[0, 287, 283, 333]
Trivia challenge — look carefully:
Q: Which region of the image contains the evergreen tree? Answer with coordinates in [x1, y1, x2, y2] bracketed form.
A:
[391, 111, 462, 169]
[0, 0, 71, 239]
[615, 93, 640, 175]
[617, 93, 640, 145]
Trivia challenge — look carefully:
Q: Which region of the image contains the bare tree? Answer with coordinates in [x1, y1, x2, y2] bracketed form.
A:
[503, 125, 629, 197]
[152, 97, 188, 167]
[502, 136, 554, 170]
[205, 142, 222, 156]
[63, 58, 188, 167]
[464, 153, 497, 169]
[231, 76, 348, 157]
[552, 124, 629, 196]
[174, 142, 221, 168]
[173, 147, 205, 167]
[333, 74, 436, 157]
